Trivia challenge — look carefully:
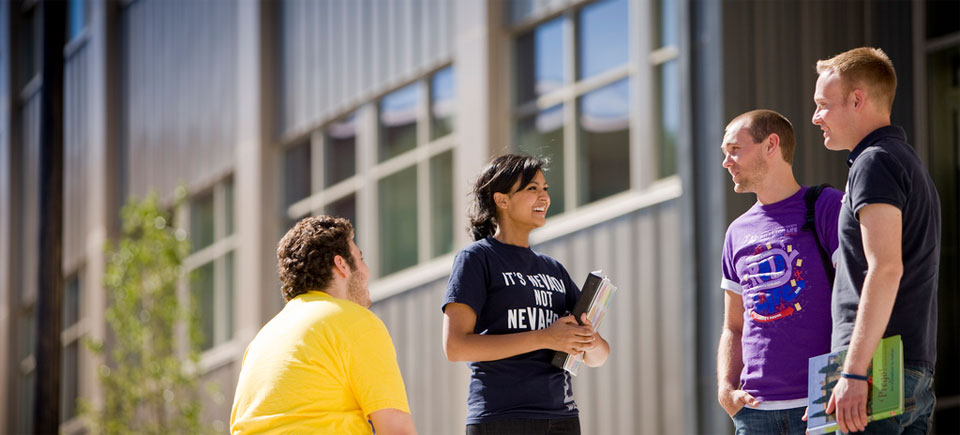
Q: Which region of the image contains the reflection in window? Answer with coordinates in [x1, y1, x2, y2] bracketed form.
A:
[516, 18, 564, 103]
[193, 261, 215, 350]
[62, 275, 80, 327]
[68, 0, 87, 41]
[284, 141, 311, 208]
[430, 151, 454, 257]
[431, 67, 456, 139]
[326, 114, 357, 187]
[659, 61, 679, 177]
[578, 79, 630, 204]
[659, 0, 678, 47]
[378, 167, 418, 276]
[190, 191, 215, 252]
[578, 0, 629, 80]
[19, 371, 35, 433]
[225, 179, 235, 236]
[60, 341, 78, 421]
[380, 83, 420, 162]
[18, 8, 40, 89]
[516, 105, 565, 216]
[225, 252, 235, 342]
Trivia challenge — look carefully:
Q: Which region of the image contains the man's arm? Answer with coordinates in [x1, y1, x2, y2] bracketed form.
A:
[717, 290, 758, 417]
[369, 409, 417, 435]
[828, 203, 903, 433]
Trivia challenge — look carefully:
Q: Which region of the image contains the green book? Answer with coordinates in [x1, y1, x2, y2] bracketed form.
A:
[806, 335, 904, 434]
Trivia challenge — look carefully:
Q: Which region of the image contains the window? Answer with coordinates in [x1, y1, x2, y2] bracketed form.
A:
[283, 66, 456, 278]
[60, 273, 82, 422]
[654, 0, 680, 177]
[68, 0, 88, 41]
[185, 178, 236, 351]
[513, 0, 631, 213]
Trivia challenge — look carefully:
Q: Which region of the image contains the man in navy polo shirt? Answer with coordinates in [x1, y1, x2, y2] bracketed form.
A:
[812, 47, 941, 434]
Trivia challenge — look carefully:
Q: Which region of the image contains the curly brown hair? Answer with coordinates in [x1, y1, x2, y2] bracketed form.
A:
[277, 216, 356, 301]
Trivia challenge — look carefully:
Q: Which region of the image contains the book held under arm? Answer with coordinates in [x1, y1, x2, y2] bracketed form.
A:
[550, 270, 617, 375]
[806, 335, 904, 434]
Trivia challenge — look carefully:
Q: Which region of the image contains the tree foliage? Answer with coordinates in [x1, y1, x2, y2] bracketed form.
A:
[82, 192, 206, 434]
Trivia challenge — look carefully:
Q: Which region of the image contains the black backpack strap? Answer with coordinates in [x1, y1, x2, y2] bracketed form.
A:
[803, 184, 835, 286]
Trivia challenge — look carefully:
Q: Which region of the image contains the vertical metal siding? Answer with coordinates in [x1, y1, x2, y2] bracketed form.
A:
[277, 0, 455, 139]
[122, 0, 237, 198]
[371, 199, 685, 434]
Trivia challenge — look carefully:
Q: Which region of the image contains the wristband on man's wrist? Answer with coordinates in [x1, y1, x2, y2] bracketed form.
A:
[840, 372, 869, 381]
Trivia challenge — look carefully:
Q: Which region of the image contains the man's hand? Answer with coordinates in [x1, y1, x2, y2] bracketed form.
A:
[718, 387, 758, 418]
[826, 377, 869, 433]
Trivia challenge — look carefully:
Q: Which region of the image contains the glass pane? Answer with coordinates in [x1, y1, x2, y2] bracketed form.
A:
[578, 0, 629, 80]
[225, 252, 235, 341]
[325, 194, 358, 240]
[190, 191, 215, 252]
[18, 8, 39, 89]
[378, 167, 418, 276]
[926, 0, 959, 39]
[192, 262, 215, 350]
[19, 371, 35, 433]
[62, 274, 80, 328]
[516, 17, 564, 103]
[578, 78, 630, 204]
[379, 83, 420, 162]
[284, 141, 312, 208]
[431, 67, 456, 140]
[68, 0, 86, 40]
[659, 60, 679, 177]
[19, 310, 36, 360]
[60, 341, 78, 421]
[225, 179, 235, 236]
[658, 0, 678, 47]
[430, 151, 454, 257]
[516, 104, 565, 216]
[326, 114, 357, 187]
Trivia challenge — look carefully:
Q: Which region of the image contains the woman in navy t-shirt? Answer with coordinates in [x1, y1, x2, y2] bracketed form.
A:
[442, 154, 610, 435]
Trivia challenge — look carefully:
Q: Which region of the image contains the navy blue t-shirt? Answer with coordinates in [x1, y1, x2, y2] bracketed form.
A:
[832, 125, 941, 369]
[442, 236, 581, 424]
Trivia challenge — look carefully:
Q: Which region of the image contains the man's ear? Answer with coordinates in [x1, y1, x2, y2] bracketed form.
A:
[851, 89, 866, 111]
[765, 133, 780, 158]
[333, 255, 350, 278]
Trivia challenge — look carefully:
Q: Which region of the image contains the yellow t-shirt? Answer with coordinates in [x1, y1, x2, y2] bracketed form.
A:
[230, 291, 410, 434]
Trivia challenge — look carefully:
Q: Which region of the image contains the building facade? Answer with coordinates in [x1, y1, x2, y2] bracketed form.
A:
[1, 0, 957, 433]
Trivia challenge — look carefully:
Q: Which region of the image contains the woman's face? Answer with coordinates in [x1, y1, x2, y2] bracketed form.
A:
[497, 170, 551, 231]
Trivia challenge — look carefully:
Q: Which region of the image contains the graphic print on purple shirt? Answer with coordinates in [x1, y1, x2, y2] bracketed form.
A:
[736, 225, 808, 323]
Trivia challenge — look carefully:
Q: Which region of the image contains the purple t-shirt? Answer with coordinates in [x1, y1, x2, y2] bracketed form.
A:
[721, 186, 842, 402]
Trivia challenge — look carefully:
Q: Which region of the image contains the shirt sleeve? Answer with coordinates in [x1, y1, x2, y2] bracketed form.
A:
[816, 187, 844, 258]
[347, 315, 411, 419]
[559, 264, 582, 313]
[720, 228, 742, 294]
[848, 148, 908, 217]
[442, 248, 489, 316]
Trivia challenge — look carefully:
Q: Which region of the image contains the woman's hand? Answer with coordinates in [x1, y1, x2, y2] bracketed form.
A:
[538, 314, 596, 355]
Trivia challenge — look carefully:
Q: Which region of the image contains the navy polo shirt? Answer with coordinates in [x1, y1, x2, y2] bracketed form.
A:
[831, 125, 941, 369]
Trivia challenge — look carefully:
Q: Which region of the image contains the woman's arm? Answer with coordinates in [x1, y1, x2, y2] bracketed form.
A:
[442, 302, 596, 362]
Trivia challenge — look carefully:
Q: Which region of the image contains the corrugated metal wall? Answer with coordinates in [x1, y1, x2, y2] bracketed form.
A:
[372, 198, 686, 434]
[63, 46, 89, 271]
[721, 0, 915, 222]
[277, 0, 454, 139]
[122, 0, 238, 198]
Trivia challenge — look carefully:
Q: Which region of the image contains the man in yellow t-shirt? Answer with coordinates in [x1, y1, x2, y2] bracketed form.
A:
[230, 216, 416, 435]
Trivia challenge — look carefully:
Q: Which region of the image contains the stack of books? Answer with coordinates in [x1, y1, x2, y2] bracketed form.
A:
[551, 270, 617, 376]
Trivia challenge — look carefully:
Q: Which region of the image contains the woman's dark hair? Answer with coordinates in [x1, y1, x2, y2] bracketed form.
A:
[277, 215, 356, 301]
[468, 153, 547, 241]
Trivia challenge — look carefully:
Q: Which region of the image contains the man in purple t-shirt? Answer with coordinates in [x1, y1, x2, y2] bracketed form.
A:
[716, 110, 842, 435]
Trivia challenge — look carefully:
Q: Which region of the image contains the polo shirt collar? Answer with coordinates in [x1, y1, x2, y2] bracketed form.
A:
[847, 125, 906, 167]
